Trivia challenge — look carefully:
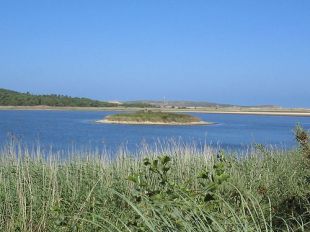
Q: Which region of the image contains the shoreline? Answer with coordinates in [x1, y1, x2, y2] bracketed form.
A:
[96, 119, 214, 126]
[0, 106, 310, 117]
[178, 111, 310, 117]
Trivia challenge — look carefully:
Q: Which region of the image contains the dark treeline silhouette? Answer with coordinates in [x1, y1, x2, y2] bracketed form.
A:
[0, 88, 118, 107]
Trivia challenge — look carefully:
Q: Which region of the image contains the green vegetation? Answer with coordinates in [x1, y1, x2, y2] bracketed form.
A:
[0, 88, 157, 108]
[122, 102, 157, 108]
[0, 88, 118, 107]
[0, 127, 309, 231]
[105, 110, 203, 124]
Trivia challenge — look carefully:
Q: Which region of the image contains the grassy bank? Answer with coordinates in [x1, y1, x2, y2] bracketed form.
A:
[0, 129, 310, 231]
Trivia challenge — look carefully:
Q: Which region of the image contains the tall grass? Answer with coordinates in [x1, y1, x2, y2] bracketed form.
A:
[0, 129, 309, 231]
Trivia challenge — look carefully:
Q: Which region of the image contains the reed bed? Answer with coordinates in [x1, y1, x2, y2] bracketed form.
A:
[0, 129, 309, 231]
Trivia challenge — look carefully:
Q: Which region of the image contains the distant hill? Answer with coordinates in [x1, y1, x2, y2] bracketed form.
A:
[0, 88, 118, 107]
[125, 100, 234, 108]
[0, 88, 281, 109]
[124, 100, 282, 109]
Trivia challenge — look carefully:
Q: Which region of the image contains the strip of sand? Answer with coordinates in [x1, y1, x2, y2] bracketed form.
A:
[1, 106, 310, 117]
[178, 111, 310, 117]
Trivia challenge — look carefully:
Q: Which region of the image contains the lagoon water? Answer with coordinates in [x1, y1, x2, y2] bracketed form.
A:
[0, 110, 310, 154]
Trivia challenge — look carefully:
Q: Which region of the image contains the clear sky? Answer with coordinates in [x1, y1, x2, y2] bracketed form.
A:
[0, 1, 309, 107]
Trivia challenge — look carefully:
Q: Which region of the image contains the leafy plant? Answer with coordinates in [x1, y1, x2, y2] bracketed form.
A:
[295, 124, 310, 160]
[126, 153, 230, 230]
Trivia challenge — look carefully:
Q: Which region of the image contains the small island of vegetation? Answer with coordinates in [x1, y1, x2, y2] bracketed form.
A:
[97, 110, 212, 125]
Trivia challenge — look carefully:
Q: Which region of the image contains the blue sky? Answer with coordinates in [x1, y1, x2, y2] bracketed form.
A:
[0, 1, 309, 107]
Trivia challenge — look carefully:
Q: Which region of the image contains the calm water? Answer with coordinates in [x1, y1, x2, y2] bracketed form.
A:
[0, 110, 310, 153]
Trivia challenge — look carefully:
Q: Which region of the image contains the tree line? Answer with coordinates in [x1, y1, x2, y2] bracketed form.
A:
[0, 88, 117, 107]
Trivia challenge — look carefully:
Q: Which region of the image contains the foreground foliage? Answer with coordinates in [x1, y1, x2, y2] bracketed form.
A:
[0, 127, 309, 231]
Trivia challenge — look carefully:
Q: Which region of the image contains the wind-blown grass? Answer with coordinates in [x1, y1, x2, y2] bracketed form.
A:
[0, 128, 309, 231]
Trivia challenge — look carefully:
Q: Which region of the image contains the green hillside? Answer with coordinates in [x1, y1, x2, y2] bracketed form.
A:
[0, 88, 117, 107]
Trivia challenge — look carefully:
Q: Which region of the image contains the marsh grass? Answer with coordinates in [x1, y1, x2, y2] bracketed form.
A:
[0, 131, 309, 231]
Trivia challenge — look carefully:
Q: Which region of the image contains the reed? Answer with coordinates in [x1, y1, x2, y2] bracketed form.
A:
[0, 129, 309, 231]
